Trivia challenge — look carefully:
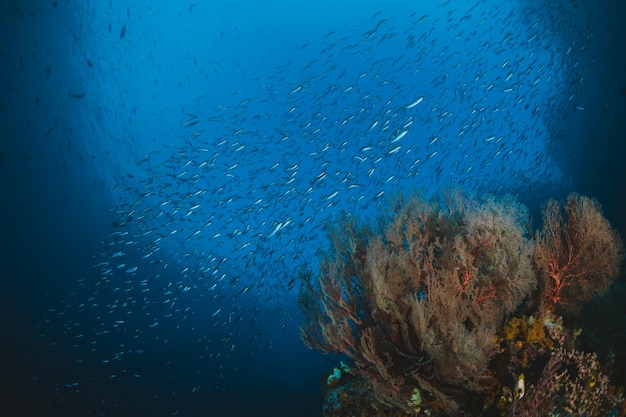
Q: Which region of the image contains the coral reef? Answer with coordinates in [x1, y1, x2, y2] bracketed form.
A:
[299, 190, 625, 416]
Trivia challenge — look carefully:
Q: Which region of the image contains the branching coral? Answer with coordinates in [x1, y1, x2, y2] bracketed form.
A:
[299, 191, 625, 416]
[534, 194, 624, 314]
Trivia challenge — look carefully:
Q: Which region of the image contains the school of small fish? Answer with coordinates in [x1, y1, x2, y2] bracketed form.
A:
[38, 1, 594, 414]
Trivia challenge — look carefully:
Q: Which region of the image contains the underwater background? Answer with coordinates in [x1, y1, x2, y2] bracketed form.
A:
[1, 0, 625, 416]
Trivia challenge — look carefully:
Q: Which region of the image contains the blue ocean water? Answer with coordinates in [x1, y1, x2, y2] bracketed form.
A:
[0, 0, 624, 416]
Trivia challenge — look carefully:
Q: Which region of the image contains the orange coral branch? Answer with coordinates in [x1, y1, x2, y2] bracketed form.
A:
[476, 286, 498, 304]
[461, 269, 471, 291]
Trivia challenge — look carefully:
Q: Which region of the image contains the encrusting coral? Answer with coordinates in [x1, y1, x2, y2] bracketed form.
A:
[298, 190, 625, 416]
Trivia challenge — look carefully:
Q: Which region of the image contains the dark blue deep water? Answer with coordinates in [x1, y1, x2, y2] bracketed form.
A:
[1, 0, 625, 416]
